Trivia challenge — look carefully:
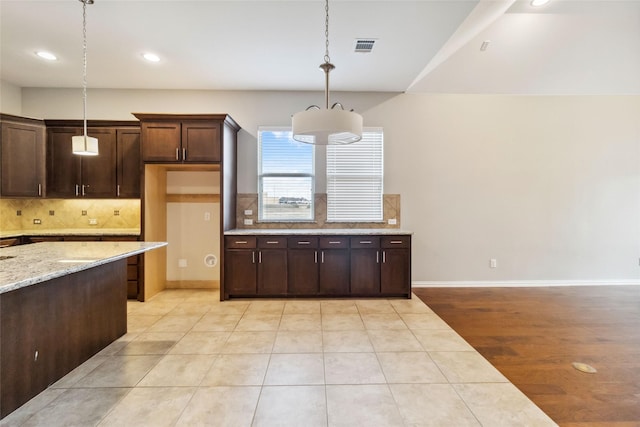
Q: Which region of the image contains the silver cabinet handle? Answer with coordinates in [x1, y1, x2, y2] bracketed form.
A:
[297, 241, 310, 245]
[389, 240, 403, 244]
[266, 241, 279, 244]
[117, 185, 121, 197]
[314, 251, 318, 263]
[328, 241, 341, 244]
[359, 240, 372, 244]
[383, 251, 386, 263]
[183, 148, 186, 160]
[176, 147, 180, 160]
[75, 184, 80, 196]
[321, 251, 325, 263]
[259, 251, 262, 263]
[235, 240, 248, 244]
[376, 251, 380, 263]
[38, 184, 42, 196]
[82, 184, 86, 196]
[252, 251, 255, 264]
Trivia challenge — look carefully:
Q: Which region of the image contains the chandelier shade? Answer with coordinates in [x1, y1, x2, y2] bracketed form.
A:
[72, 135, 99, 156]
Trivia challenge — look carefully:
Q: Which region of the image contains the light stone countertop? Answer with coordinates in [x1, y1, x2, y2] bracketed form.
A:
[0, 241, 166, 294]
[224, 228, 412, 236]
[0, 228, 141, 239]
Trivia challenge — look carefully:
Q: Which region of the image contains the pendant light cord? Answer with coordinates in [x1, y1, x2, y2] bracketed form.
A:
[81, 0, 89, 138]
[324, 0, 330, 64]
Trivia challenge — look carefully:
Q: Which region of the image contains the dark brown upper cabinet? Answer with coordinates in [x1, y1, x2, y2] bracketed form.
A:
[0, 114, 46, 198]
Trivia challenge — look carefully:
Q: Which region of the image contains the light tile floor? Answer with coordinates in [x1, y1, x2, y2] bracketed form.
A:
[2, 290, 558, 427]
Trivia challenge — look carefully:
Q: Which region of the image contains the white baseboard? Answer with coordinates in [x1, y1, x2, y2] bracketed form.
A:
[412, 280, 640, 288]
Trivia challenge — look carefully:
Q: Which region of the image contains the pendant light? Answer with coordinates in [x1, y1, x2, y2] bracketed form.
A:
[292, 0, 363, 145]
[72, 0, 98, 156]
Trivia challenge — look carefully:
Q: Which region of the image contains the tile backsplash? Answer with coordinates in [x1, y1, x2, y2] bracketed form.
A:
[237, 193, 401, 229]
[0, 198, 140, 232]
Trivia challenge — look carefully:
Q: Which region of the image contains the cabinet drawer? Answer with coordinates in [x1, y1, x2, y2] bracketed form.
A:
[258, 236, 287, 248]
[288, 236, 318, 248]
[319, 236, 349, 249]
[225, 236, 257, 249]
[381, 235, 411, 248]
[350, 236, 381, 248]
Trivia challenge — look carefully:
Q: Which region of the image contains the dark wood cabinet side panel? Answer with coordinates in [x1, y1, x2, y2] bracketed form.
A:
[0, 260, 126, 418]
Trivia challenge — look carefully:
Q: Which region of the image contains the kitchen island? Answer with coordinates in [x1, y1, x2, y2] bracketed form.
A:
[0, 241, 166, 419]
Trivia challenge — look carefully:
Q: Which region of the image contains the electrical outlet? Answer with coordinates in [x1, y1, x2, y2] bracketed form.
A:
[178, 259, 188, 268]
[89, 219, 98, 225]
[204, 212, 211, 221]
[244, 219, 253, 225]
[388, 218, 397, 225]
[490, 258, 497, 268]
[244, 209, 253, 216]
[33, 219, 41, 224]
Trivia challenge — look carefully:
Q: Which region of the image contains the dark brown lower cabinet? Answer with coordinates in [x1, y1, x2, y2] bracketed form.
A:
[223, 233, 411, 299]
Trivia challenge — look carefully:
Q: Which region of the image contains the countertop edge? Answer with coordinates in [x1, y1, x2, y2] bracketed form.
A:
[224, 228, 413, 236]
[0, 242, 166, 294]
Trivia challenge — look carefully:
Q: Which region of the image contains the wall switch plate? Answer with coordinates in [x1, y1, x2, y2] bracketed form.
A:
[490, 258, 497, 268]
[89, 219, 98, 225]
[33, 219, 41, 224]
[244, 219, 253, 225]
[244, 209, 253, 216]
[204, 212, 211, 221]
[388, 218, 397, 225]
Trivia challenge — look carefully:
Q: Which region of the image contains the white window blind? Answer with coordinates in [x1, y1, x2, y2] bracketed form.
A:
[326, 128, 384, 222]
[258, 127, 314, 221]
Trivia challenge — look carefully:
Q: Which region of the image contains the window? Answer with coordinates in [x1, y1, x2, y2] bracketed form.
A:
[258, 127, 314, 221]
[326, 128, 384, 222]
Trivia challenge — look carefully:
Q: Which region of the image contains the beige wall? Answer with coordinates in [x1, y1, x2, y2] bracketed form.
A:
[15, 87, 640, 285]
[0, 80, 22, 115]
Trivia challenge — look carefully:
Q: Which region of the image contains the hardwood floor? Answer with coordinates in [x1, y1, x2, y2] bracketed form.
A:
[414, 286, 640, 427]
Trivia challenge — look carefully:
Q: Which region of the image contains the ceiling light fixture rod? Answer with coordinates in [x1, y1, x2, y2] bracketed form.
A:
[291, 0, 363, 145]
[72, 0, 99, 156]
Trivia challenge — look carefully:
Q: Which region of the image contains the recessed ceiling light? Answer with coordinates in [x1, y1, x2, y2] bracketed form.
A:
[36, 51, 57, 61]
[531, 0, 550, 6]
[142, 52, 160, 62]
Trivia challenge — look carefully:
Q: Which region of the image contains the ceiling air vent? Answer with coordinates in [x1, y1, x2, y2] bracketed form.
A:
[354, 39, 376, 53]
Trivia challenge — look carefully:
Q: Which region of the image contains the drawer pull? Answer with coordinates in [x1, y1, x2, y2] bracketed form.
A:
[389, 240, 403, 244]
[359, 240, 372, 244]
[235, 240, 248, 244]
[297, 241, 311, 245]
[328, 241, 341, 244]
[266, 241, 280, 244]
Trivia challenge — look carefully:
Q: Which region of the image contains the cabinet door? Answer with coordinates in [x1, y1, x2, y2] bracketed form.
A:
[116, 128, 141, 198]
[257, 249, 287, 296]
[319, 249, 350, 296]
[47, 128, 82, 197]
[1, 121, 45, 197]
[141, 121, 181, 162]
[288, 249, 319, 295]
[82, 128, 117, 198]
[225, 250, 257, 295]
[182, 121, 220, 162]
[350, 249, 380, 296]
[381, 249, 410, 295]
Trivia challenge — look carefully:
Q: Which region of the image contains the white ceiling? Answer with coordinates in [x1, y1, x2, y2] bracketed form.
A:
[1, 0, 639, 95]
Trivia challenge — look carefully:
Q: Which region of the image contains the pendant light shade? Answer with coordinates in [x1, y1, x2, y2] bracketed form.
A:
[292, 0, 363, 145]
[292, 107, 362, 145]
[73, 0, 98, 156]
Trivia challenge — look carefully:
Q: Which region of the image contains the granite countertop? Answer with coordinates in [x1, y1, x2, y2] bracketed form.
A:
[0, 228, 141, 239]
[224, 228, 412, 235]
[0, 241, 166, 294]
